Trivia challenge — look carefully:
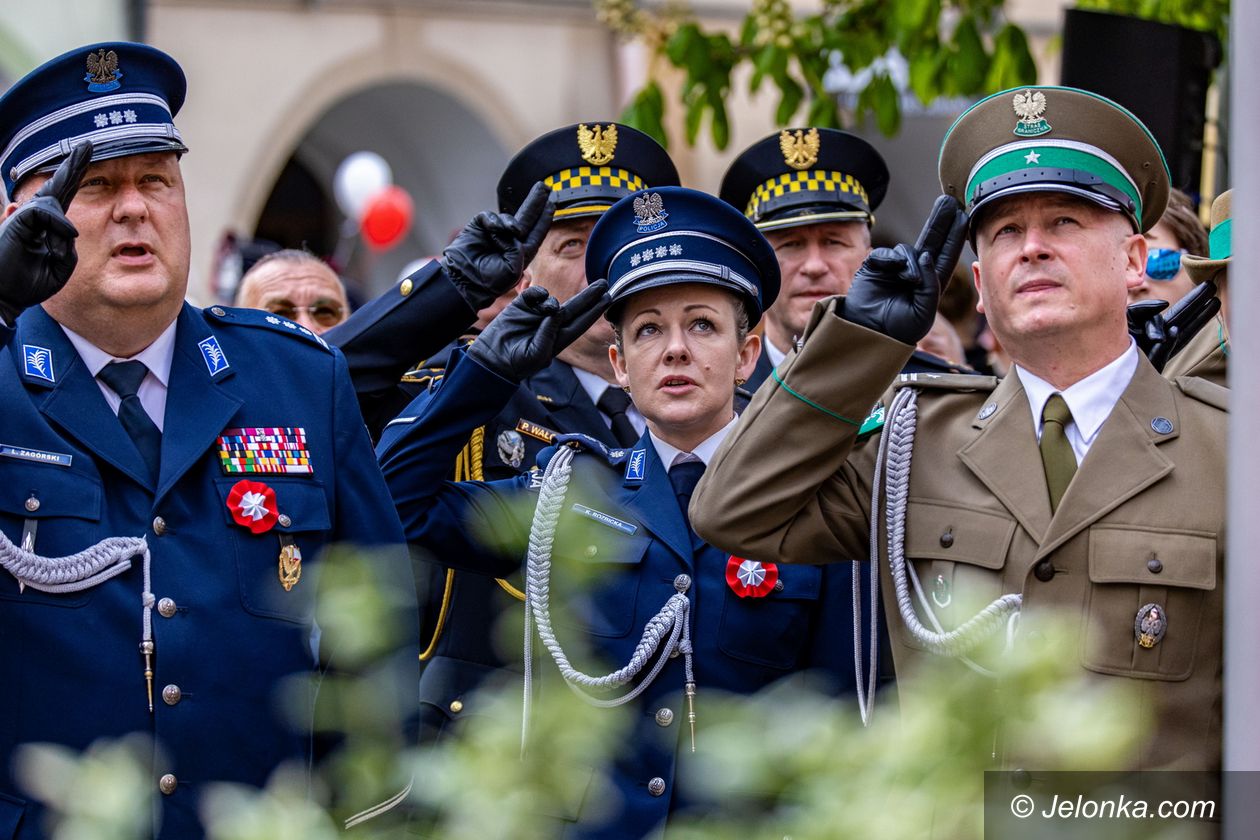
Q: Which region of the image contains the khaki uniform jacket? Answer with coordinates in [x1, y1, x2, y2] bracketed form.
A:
[1161, 315, 1228, 388]
[691, 299, 1227, 771]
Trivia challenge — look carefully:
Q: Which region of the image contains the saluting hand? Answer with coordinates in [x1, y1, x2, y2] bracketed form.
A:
[0, 141, 93, 324]
[468, 280, 610, 382]
[843, 194, 967, 345]
[442, 181, 555, 312]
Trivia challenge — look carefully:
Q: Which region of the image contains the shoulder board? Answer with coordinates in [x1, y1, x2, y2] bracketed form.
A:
[401, 366, 443, 385]
[203, 305, 332, 352]
[551, 433, 632, 468]
[896, 371, 999, 392]
[1174, 375, 1229, 412]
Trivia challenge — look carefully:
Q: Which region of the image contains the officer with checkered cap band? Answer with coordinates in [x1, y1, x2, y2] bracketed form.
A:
[0, 42, 420, 836]
[693, 86, 1227, 774]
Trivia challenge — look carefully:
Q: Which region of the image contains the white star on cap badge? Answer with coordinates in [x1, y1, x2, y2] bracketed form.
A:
[1024, 150, 1041, 165]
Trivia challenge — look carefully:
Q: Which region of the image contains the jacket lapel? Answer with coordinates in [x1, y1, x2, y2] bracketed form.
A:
[155, 306, 243, 500]
[19, 307, 153, 487]
[957, 372, 1053, 544]
[1035, 357, 1177, 559]
[530, 361, 620, 448]
[613, 438, 694, 565]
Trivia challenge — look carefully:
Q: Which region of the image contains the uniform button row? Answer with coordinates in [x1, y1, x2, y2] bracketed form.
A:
[157, 597, 178, 618]
[647, 777, 666, 797]
[152, 516, 167, 535]
[162, 684, 182, 706]
[159, 773, 178, 795]
[654, 708, 674, 727]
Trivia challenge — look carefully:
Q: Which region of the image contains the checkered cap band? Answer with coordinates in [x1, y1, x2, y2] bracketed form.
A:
[745, 169, 868, 220]
[544, 166, 645, 193]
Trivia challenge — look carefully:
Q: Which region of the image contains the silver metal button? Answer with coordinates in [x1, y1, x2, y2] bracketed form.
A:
[673, 574, 691, 593]
[162, 684, 182, 706]
[24, 496, 39, 512]
[277, 514, 291, 528]
[159, 773, 178, 795]
[157, 598, 177, 618]
[152, 516, 167, 536]
[210, 307, 226, 317]
[655, 708, 674, 727]
[647, 777, 666, 797]
[584, 545, 598, 558]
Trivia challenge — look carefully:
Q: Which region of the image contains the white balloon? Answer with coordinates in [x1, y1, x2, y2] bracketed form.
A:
[333, 151, 392, 219]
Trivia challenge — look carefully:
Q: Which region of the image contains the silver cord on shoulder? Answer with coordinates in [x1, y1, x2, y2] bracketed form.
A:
[521, 444, 694, 755]
[858, 387, 1023, 725]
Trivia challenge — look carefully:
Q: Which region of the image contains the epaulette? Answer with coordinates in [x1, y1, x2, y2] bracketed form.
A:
[203, 305, 332, 352]
[550, 433, 633, 468]
[1174, 375, 1229, 412]
[401, 365, 443, 386]
[895, 371, 1000, 392]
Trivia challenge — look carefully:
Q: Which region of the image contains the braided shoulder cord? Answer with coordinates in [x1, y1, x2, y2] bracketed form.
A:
[865, 387, 1021, 694]
[521, 444, 693, 754]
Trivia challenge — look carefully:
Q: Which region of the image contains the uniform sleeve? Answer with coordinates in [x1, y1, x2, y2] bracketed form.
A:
[325, 261, 477, 439]
[378, 349, 535, 579]
[691, 298, 913, 565]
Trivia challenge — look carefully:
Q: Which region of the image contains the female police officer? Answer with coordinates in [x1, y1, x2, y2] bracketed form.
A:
[378, 186, 872, 839]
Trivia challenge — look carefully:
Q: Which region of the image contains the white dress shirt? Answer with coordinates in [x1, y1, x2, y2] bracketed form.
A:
[572, 365, 647, 436]
[61, 320, 177, 431]
[763, 337, 789, 368]
[649, 414, 739, 470]
[1015, 339, 1140, 465]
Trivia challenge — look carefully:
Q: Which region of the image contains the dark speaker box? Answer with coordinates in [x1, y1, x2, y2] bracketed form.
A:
[1060, 8, 1221, 200]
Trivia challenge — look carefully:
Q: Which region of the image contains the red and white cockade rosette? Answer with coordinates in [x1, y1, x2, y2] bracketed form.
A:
[226, 479, 279, 534]
[725, 555, 779, 598]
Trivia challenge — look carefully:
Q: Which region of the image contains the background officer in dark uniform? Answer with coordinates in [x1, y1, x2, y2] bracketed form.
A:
[0, 43, 417, 837]
[721, 127, 970, 388]
[380, 186, 870, 838]
[371, 124, 679, 743]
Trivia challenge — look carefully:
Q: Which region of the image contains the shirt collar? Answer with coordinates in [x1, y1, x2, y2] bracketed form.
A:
[763, 336, 789, 368]
[649, 414, 739, 469]
[571, 365, 619, 405]
[1016, 339, 1139, 445]
[61, 319, 178, 386]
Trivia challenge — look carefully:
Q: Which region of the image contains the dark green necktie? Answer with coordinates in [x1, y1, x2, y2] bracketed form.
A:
[1039, 393, 1076, 513]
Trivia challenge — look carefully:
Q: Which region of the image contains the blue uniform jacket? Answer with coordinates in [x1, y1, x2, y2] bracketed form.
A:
[380, 349, 881, 839]
[0, 304, 417, 839]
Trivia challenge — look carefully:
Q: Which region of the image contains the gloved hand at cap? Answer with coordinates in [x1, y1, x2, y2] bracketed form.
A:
[842, 194, 967, 345]
[442, 181, 555, 312]
[0, 141, 93, 325]
[468, 280, 610, 382]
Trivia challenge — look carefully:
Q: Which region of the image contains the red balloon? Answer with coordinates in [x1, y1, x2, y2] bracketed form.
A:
[360, 185, 414, 251]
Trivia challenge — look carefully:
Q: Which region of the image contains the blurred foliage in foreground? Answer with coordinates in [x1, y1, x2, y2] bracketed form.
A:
[14, 584, 1148, 839]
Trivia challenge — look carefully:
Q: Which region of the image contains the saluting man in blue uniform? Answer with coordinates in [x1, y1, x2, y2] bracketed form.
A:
[0, 43, 417, 838]
[380, 187, 874, 838]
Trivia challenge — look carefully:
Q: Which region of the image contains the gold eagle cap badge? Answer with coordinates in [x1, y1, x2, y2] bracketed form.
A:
[85, 48, 122, 93]
[780, 128, 820, 170]
[1012, 89, 1051, 137]
[578, 123, 618, 166]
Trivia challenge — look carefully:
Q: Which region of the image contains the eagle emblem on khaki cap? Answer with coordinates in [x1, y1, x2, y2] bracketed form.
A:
[1012, 89, 1051, 137]
[779, 127, 820, 170]
[577, 123, 618, 165]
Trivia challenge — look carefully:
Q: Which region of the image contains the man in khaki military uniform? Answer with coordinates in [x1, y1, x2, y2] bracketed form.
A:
[1163, 189, 1232, 387]
[691, 86, 1226, 771]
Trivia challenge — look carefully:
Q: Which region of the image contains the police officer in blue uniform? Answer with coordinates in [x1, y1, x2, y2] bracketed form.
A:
[372, 124, 680, 744]
[380, 186, 874, 838]
[0, 43, 417, 838]
[721, 127, 969, 388]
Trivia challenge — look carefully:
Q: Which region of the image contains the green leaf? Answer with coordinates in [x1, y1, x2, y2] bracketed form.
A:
[869, 73, 901, 136]
[947, 14, 990, 95]
[750, 45, 777, 93]
[806, 93, 840, 129]
[622, 81, 668, 148]
[665, 23, 700, 66]
[685, 97, 705, 146]
[986, 23, 1037, 92]
[710, 101, 730, 150]
[775, 76, 805, 125]
[908, 48, 941, 104]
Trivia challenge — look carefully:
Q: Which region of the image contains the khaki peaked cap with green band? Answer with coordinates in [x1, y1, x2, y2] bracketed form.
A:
[719, 127, 889, 231]
[497, 122, 679, 221]
[939, 86, 1170, 233]
[1182, 189, 1231, 285]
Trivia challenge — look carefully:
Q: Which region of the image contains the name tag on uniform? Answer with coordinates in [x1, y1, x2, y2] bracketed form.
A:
[0, 444, 72, 467]
[571, 504, 637, 536]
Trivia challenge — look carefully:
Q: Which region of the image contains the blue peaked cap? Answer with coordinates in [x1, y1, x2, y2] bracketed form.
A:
[0, 42, 188, 200]
[586, 186, 780, 324]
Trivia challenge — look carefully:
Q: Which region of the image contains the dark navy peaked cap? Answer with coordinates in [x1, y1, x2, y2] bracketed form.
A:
[498, 122, 679, 220]
[587, 186, 780, 324]
[0, 42, 188, 200]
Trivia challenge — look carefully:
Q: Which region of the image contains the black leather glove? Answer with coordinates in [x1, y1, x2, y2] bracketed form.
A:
[442, 180, 554, 311]
[843, 194, 967, 345]
[1128, 280, 1221, 372]
[0, 142, 93, 324]
[467, 280, 610, 382]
